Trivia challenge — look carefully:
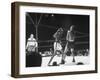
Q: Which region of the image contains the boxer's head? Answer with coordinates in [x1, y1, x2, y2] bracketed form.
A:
[70, 25, 75, 31]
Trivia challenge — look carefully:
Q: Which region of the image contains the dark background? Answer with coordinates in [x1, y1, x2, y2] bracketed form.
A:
[26, 12, 89, 52]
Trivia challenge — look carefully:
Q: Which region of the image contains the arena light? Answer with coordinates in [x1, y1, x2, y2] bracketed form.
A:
[51, 14, 54, 17]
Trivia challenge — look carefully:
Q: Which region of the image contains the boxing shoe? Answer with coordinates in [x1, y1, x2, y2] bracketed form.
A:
[60, 60, 65, 64]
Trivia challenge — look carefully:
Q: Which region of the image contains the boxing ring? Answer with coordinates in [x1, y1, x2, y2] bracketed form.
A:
[26, 13, 90, 67]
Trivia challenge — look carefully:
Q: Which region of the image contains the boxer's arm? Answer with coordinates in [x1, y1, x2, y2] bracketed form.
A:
[66, 31, 69, 41]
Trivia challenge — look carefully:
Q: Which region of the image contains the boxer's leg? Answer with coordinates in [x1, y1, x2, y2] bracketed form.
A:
[48, 51, 56, 66]
[71, 48, 75, 62]
[60, 43, 68, 64]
